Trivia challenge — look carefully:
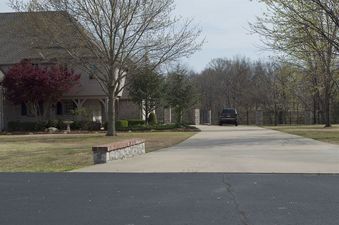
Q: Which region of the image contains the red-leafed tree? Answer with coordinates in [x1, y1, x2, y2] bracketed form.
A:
[1, 59, 80, 121]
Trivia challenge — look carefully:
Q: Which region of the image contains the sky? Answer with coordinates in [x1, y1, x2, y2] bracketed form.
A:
[174, 0, 271, 72]
[0, 0, 271, 72]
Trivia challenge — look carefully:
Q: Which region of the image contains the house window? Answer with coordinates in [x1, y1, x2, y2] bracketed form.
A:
[38, 101, 44, 116]
[63, 100, 76, 115]
[21, 102, 44, 116]
[56, 102, 63, 115]
[21, 103, 27, 116]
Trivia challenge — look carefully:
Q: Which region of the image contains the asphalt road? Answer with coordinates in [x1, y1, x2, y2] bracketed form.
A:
[75, 126, 339, 173]
[1, 173, 339, 225]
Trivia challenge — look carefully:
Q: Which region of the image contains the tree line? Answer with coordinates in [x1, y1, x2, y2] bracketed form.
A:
[145, 0, 339, 127]
[117, 52, 339, 127]
[192, 57, 338, 126]
[189, 0, 339, 127]
[248, 0, 339, 127]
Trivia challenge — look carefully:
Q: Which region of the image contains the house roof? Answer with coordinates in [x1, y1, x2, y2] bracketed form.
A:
[0, 11, 91, 65]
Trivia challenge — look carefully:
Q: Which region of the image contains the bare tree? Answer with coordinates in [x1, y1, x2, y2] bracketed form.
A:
[195, 58, 268, 124]
[194, 57, 315, 126]
[290, 0, 339, 51]
[252, 0, 339, 127]
[9, 0, 203, 135]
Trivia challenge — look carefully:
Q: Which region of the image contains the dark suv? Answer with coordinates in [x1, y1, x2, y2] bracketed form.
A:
[219, 108, 238, 126]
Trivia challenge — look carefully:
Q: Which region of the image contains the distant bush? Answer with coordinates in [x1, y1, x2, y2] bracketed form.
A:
[46, 120, 58, 128]
[57, 120, 66, 130]
[148, 112, 157, 125]
[116, 120, 128, 129]
[101, 122, 199, 132]
[7, 120, 102, 132]
[88, 122, 102, 131]
[71, 121, 102, 131]
[128, 119, 146, 127]
[116, 123, 178, 132]
[7, 121, 46, 132]
[152, 124, 179, 130]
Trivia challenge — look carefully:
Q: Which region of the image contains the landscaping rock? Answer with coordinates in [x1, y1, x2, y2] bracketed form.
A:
[47, 127, 59, 133]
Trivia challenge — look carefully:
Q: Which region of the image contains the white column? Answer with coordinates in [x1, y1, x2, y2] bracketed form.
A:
[164, 107, 172, 124]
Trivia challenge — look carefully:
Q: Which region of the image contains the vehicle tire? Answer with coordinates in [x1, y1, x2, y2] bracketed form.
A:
[235, 122, 238, 127]
[219, 122, 223, 126]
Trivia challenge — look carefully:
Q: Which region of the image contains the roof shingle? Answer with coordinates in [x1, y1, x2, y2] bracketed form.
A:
[0, 11, 89, 65]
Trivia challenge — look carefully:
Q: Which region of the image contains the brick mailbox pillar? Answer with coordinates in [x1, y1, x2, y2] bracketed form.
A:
[194, 109, 200, 125]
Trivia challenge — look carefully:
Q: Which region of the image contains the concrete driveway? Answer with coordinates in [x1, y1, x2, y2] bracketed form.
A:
[74, 126, 339, 173]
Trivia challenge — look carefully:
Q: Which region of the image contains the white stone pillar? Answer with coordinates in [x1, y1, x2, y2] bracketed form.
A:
[164, 107, 172, 124]
[194, 109, 200, 125]
[208, 110, 212, 125]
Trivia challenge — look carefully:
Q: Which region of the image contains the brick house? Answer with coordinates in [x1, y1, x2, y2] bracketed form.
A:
[0, 11, 141, 131]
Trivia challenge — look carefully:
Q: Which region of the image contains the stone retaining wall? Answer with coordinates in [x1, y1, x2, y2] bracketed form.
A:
[93, 139, 145, 164]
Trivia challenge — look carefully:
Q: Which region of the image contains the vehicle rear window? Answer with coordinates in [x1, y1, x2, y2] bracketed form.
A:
[222, 109, 236, 114]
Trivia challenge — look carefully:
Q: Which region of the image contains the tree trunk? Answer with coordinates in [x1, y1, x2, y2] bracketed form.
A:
[324, 67, 331, 127]
[145, 100, 149, 125]
[176, 107, 183, 125]
[313, 95, 317, 124]
[31, 102, 41, 123]
[324, 91, 331, 128]
[296, 104, 299, 125]
[246, 109, 249, 125]
[274, 103, 278, 126]
[106, 90, 117, 136]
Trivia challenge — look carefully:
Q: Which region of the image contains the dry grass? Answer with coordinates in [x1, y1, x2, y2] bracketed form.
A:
[0, 132, 196, 172]
[267, 125, 339, 145]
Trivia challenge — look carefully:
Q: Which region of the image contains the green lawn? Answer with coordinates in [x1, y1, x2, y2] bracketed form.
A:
[267, 125, 339, 145]
[0, 132, 196, 172]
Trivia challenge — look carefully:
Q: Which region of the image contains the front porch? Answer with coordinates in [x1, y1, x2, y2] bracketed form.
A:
[2, 95, 143, 130]
[55, 97, 109, 124]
